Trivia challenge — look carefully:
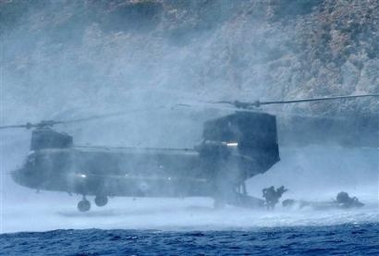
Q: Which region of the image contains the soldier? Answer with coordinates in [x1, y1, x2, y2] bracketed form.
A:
[276, 186, 288, 197]
[262, 186, 288, 209]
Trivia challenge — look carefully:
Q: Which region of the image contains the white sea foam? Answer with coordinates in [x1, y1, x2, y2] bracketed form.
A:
[1, 140, 378, 233]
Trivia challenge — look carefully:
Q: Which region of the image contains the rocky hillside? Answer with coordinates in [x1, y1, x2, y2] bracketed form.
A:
[1, 0, 378, 146]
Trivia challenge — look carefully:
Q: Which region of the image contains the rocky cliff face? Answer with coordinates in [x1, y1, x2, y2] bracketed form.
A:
[1, 0, 378, 146]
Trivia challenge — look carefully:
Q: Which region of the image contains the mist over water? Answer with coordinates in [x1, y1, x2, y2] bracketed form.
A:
[1, 127, 378, 233]
[1, 1, 378, 234]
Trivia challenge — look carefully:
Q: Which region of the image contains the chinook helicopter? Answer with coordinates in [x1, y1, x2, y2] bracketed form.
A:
[1, 94, 378, 212]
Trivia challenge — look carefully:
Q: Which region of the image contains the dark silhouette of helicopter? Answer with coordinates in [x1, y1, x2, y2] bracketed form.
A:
[1, 94, 378, 212]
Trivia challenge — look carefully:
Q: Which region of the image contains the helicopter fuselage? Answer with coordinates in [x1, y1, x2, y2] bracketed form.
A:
[12, 146, 211, 197]
[11, 111, 280, 210]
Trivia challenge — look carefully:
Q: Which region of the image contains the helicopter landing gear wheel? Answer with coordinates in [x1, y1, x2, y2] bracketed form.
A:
[94, 195, 108, 207]
[78, 198, 91, 212]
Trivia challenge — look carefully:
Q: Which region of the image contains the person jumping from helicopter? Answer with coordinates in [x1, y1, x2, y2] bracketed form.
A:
[262, 186, 288, 209]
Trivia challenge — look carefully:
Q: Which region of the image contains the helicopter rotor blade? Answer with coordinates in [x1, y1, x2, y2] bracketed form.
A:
[0, 106, 167, 130]
[176, 101, 348, 120]
[0, 124, 30, 129]
[259, 93, 379, 105]
[0, 121, 62, 130]
[212, 93, 379, 109]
